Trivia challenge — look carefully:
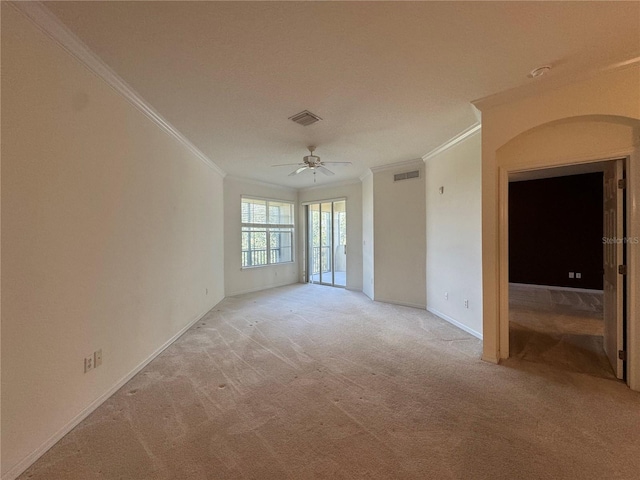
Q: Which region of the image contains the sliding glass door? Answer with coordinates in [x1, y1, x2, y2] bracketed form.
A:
[307, 200, 346, 287]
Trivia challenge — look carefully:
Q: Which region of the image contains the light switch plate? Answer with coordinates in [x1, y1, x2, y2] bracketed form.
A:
[94, 349, 102, 368]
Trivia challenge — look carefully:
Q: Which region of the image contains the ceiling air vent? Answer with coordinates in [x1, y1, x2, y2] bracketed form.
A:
[289, 110, 322, 126]
[394, 170, 420, 182]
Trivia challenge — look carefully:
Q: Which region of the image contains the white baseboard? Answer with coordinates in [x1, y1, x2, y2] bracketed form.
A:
[374, 297, 426, 310]
[427, 307, 483, 340]
[2, 302, 218, 480]
[509, 282, 603, 294]
[225, 279, 298, 297]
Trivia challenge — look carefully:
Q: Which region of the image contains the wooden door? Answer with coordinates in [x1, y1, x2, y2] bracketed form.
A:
[603, 159, 625, 379]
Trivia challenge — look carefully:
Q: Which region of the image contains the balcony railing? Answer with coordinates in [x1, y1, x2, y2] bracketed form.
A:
[242, 248, 290, 267]
[310, 245, 332, 275]
[242, 246, 335, 271]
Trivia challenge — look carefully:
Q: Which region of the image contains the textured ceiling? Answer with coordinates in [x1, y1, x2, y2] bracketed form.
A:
[45, 1, 640, 188]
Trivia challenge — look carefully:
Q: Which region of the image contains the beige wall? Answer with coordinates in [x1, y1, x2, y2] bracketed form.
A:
[1, 7, 225, 477]
[478, 65, 640, 389]
[497, 118, 637, 166]
[362, 173, 375, 299]
[372, 161, 426, 308]
[298, 181, 363, 291]
[425, 132, 482, 337]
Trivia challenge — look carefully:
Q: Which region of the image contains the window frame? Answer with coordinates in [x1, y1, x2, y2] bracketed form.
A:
[241, 196, 295, 269]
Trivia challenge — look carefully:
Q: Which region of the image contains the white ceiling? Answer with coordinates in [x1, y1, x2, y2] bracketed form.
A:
[45, 1, 640, 188]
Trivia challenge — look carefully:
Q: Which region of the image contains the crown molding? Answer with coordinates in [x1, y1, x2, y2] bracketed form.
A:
[10, 1, 226, 178]
[422, 123, 481, 162]
[370, 158, 424, 174]
[224, 175, 298, 192]
[298, 177, 362, 193]
[472, 56, 640, 112]
[359, 170, 373, 182]
[226, 175, 361, 193]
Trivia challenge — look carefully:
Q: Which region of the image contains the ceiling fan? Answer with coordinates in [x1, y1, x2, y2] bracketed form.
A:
[272, 146, 352, 178]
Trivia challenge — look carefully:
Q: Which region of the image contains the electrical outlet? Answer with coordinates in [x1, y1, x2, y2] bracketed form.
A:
[94, 349, 103, 368]
[569, 272, 575, 279]
[84, 355, 94, 373]
[576, 273, 582, 279]
[444, 292, 448, 300]
[464, 299, 469, 308]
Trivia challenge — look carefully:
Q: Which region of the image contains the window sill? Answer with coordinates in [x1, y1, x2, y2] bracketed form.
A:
[241, 261, 296, 270]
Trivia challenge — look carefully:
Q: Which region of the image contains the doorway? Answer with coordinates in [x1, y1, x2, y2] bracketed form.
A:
[306, 199, 347, 287]
[507, 160, 626, 380]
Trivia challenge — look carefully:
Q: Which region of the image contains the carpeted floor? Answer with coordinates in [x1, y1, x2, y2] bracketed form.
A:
[509, 284, 614, 379]
[19, 284, 640, 480]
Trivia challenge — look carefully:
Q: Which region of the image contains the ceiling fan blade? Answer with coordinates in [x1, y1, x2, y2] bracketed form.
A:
[317, 166, 335, 176]
[322, 162, 352, 165]
[289, 166, 308, 176]
[272, 163, 305, 167]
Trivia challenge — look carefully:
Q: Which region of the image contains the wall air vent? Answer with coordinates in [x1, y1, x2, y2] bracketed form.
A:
[289, 110, 322, 126]
[394, 170, 420, 182]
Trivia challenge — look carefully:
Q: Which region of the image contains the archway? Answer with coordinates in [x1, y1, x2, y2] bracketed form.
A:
[491, 114, 640, 387]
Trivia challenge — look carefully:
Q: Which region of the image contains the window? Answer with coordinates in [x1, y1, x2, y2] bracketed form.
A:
[241, 197, 294, 267]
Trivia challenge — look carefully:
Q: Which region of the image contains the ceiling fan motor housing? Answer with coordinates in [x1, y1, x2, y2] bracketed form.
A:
[304, 155, 321, 165]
